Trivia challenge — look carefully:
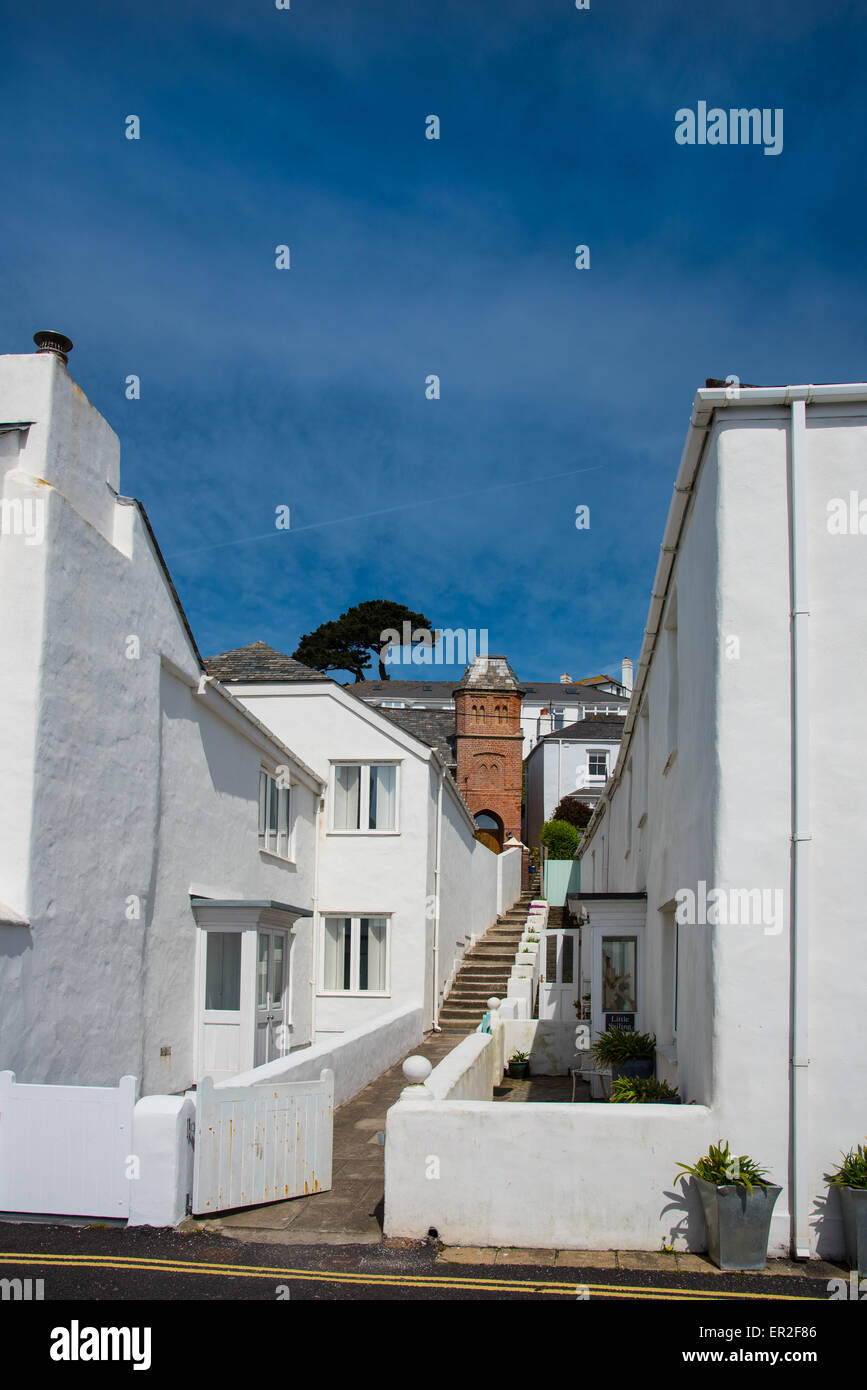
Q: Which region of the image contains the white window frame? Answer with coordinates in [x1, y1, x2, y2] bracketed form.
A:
[328, 761, 400, 834]
[259, 767, 293, 861]
[587, 748, 609, 780]
[319, 913, 391, 996]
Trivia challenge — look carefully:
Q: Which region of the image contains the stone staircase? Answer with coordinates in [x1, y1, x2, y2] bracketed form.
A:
[438, 886, 538, 1032]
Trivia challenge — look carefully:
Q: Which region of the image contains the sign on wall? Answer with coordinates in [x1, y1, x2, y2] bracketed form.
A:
[605, 1012, 635, 1031]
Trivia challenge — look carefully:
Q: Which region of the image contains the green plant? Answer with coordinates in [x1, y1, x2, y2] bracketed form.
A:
[825, 1142, 867, 1189]
[675, 1140, 772, 1194]
[540, 818, 580, 860]
[591, 1028, 657, 1065]
[508, 1050, 529, 1064]
[610, 1076, 679, 1103]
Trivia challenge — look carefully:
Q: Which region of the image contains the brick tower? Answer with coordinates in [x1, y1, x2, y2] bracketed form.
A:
[453, 656, 525, 848]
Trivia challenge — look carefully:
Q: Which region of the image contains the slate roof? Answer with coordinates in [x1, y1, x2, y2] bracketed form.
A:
[541, 717, 627, 742]
[453, 656, 524, 694]
[203, 641, 330, 683]
[353, 678, 629, 704]
[378, 707, 457, 767]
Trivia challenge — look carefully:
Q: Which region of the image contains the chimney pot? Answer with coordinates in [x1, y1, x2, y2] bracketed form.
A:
[33, 331, 73, 365]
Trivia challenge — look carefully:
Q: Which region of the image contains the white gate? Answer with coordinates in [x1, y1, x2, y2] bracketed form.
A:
[0, 1071, 137, 1218]
[192, 1069, 334, 1215]
[538, 929, 580, 1020]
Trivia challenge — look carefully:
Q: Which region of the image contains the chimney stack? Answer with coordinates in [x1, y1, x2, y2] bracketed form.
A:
[559, 672, 572, 684]
[33, 331, 73, 365]
[622, 657, 634, 693]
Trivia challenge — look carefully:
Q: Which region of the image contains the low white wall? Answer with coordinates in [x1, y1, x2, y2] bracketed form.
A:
[501, 1019, 580, 1075]
[216, 1003, 423, 1109]
[129, 1094, 196, 1228]
[385, 1098, 720, 1250]
[497, 846, 523, 917]
[424, 1033, 495, 1102]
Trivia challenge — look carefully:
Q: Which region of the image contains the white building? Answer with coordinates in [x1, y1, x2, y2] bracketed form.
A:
[523, 716, 626, 848]
[203, 644, 520, 1038]
[0, 340, 325, 1094]
[577, 380, 867, 1259]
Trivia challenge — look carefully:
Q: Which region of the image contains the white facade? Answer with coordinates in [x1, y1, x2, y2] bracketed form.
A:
[0, 350, 323, 1095]
[523, 725, 624, 848]
[215, 678, 517, 1037]
[578, 382, 867, 1259]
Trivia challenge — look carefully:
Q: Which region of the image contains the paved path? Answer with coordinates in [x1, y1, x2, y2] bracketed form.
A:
[196, 1029, 465, 1245]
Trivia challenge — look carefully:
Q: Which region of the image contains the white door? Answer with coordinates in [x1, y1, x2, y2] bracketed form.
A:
[538, 929, 579, 1020]
[255, 929, 289, 1067]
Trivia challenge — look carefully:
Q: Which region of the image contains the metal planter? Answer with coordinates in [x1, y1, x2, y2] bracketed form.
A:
[695, 1178, 782, 1271]
[614, 1059, 654, 1080]
[839, 1187, 867, 1276]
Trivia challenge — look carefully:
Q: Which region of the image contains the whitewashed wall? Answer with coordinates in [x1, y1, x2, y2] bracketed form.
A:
[578, 393, 867, 1259]
[0, 353, 319, 1094]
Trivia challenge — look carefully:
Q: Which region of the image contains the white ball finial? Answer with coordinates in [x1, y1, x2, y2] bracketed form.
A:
[487, 997, 501, 1011]
[402, 1055, 433, 1083]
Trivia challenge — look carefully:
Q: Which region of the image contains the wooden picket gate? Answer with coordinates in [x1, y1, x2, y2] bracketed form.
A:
[0, 1071, 137, 1218]
[191, 1068, 334, 1215]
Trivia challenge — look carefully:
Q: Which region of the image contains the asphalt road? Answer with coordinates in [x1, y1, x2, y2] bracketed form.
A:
[3, 1221, 860, 1373]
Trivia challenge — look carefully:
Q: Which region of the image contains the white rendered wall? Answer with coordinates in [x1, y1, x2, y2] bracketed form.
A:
[0, 354, 318, 1094]
[578, 399, 867, 1258]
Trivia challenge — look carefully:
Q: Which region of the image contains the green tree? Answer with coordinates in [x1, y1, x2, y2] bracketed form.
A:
[551, 796, 594, 829]
[293, 600, 433, 682]
[540, 819, 580, 860]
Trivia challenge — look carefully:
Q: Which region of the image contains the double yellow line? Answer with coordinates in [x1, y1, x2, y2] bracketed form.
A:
[0, 1252, 821, 1300]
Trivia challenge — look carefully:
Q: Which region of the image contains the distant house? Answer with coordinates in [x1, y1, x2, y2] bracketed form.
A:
[0, 343, 324, 1093]
[203, 646, 521, 1037]
[523, 716, 627, 848]
[354, 659, 633, 758]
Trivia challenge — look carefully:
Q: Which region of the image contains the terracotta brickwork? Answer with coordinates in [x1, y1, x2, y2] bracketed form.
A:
[453, 664, 524, 844]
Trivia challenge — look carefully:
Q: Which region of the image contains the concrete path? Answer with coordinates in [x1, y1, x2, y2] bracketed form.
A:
[196, 1029, 464, 1246]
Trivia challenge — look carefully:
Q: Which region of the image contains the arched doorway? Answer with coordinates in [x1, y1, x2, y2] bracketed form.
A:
[474, 810, 504, 853]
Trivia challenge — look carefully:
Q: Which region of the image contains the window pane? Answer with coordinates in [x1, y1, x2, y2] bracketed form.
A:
[360, 917, 387, 992]
[334, 766, 360, 829]
[258, 770, 267, 849]
[257, 932, 270, 1008]
[278, 786, 290, 857]
[268, 774, 278, 850]
[206, 932, 242, 1011]
[369, 764, 396, 830]
[324, 917, 351, 990]
[562, 933, 574, 984]
[602, 937, 637, 1012]
[546, 935, 557, 978]
[271, 933, 285, 1006]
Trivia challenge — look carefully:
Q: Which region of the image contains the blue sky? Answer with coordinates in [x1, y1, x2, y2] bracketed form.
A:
[2, 0, 866, 682]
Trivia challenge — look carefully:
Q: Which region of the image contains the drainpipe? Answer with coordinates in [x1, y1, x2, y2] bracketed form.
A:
[788, 395, 812, 1259]
[310, 792, 324, 1045]
[431, 762, 444, 1030]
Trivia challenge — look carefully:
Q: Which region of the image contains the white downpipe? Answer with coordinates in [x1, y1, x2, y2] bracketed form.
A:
[789, 397, 811, 1259]
[310, 794, 324, 1043]
[431, 766, 444, 1031]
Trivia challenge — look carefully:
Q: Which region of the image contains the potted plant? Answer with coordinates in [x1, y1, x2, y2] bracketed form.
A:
[610, 1076, 680, 1104]
[506, 1049, 530, 1080]
[592, 1028, 657, 1080]
[675, 1140, 782, 1271]
[825, 1142, 867, 1276]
